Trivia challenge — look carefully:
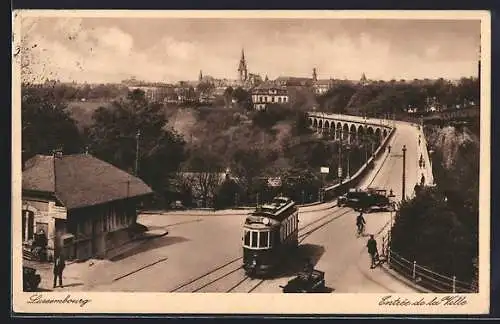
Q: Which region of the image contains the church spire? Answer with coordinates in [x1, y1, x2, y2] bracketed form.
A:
[312, 67, 318, 82]
[238, 48, 248, 82]
[199, 69, 203, 82]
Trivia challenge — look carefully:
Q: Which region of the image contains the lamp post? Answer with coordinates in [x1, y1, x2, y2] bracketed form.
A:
[338, 141, 342, 182]
[428, 148, 434, 172]
[388, 188, 396, 250]
[135, 129, 141, 176]
[402, 145, 407, 201]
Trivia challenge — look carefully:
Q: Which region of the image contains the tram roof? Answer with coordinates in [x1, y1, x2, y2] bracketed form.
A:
[251, 196, 296, 220]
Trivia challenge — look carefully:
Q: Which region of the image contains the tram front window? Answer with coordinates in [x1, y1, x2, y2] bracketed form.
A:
[244, 230, 250, 246]
[259, 231, 269, 248]
[251, 231, 258, 248]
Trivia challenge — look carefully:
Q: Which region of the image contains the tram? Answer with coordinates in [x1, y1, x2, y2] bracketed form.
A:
[242, 196, 299, 277]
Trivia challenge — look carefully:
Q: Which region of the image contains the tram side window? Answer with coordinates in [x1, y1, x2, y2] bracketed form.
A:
[251, 231, 258, 248]
[259, 231, 269, 248]
[244, 230, 250, 246]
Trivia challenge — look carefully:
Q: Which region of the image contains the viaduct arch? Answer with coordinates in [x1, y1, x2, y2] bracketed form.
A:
[307, 112, 392, 145]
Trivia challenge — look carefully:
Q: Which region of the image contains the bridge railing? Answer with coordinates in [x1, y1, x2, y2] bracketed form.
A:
[322, 125, 396, 201]
[381, 232, 478, 293]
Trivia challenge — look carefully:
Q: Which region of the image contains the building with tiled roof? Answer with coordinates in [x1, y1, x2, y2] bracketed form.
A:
[313, 79, 334, 95]
[22, 152, 153, 261]
[250, 83, 289, 110]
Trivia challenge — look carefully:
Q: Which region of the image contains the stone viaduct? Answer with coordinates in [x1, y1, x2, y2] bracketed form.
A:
[307, 112, 394, 145]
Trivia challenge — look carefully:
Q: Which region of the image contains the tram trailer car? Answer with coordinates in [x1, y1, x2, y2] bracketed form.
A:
[243, 196, 299, 277]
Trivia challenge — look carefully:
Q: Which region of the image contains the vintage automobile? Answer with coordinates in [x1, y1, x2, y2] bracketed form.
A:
[338, 188, 394, 212]
[280, 269, 326, 293]
[23, 265, 41, 292]
[170, 200, 186, 210]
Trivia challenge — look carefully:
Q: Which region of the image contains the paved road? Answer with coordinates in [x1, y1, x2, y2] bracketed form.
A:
[64, 120, 428, 293]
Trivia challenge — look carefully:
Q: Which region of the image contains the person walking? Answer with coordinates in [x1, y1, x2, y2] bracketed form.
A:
[366, 235, 379, 269]
[53, 253, 66, 288]
[356, 212, 366, 236]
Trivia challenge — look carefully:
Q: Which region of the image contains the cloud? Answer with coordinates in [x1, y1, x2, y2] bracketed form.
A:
[91, 27, 134, 54]
[20, 17, 480, 83]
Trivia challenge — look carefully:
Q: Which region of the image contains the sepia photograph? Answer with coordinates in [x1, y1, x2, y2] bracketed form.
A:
[12, 10, 490, 314]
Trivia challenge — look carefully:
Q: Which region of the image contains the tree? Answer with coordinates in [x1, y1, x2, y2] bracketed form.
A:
[231, 148, 268, 201]
[214, 177, 243, 209]
[391, 187, 476, 282]
[292, 111, 313, 136]
[183, 150, 224, 208]
[86, 90, 186, 204]
[232, 87, 253, 110]
[22, 86, 84, 163]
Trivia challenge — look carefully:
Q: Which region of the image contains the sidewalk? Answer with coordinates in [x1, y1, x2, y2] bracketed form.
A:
[355, 216, 428, 293]
[28, 227, 169, 292]
[418, 128, 435, 186]
[334, 222, 421, 293]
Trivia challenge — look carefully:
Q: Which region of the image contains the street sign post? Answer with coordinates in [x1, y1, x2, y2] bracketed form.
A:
[319, 167, 329, 202]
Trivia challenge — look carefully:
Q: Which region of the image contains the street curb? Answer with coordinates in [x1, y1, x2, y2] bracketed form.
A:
[134, 229, 169, 240]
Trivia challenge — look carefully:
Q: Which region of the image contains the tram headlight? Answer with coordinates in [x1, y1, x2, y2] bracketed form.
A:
[262, 217, 270, 225]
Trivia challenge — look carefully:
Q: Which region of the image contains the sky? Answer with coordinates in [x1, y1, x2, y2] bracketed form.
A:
[20, 16, 481, 84]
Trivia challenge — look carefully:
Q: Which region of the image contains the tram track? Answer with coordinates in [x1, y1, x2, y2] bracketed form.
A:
[169, 137, 400, 293]
[169, 206, 352, 293]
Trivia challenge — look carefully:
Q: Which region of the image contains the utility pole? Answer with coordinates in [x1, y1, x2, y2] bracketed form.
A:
[135, 129, 141, 176]
[346, 146, 351, 179]
[338, 141, 342, 182]
[402, 145, 407, 201]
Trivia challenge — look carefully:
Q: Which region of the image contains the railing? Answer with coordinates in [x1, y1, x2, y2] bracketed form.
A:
[322, 125, 396, 201]
[381, 232, 478, 293]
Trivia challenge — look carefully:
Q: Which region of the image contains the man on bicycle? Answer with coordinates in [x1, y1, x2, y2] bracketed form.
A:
[356, 212, 366, 235]
[367, 235, 379, 269]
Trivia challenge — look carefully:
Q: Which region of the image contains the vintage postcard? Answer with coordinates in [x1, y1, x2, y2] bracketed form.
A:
[12, 10, 491, 315]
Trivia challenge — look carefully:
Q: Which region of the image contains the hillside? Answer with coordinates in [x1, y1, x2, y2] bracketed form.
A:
[391, 124, 479, 285]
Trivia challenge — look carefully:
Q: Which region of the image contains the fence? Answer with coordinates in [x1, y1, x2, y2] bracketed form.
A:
[322, 125, 396, 201]
[381, 232, 478, 293]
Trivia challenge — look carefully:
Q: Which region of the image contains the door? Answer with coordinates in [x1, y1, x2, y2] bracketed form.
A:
[27, 211, 34, 240]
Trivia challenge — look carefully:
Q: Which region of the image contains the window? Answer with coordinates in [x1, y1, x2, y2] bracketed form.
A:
[271, 96, 275, 103]
[278, 97, 282, 103]
[259, 231, 269, 248]
[244, 230, 250, 246]
[251, 231, 258, 248]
